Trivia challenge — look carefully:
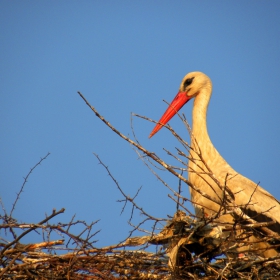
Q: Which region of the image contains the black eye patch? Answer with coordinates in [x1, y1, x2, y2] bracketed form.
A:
[183, 77, 194, 88]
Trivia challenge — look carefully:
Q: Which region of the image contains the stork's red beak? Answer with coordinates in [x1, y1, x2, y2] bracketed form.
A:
[149, 91, 192, 138]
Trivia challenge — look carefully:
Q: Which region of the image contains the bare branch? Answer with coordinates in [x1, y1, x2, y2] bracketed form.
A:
[10, 152, 50, 217]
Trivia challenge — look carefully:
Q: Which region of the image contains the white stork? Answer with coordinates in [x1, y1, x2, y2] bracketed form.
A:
[149, 72, 280, 257]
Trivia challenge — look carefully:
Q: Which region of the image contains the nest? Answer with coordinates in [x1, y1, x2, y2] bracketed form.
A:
[1, 208, 280, 279]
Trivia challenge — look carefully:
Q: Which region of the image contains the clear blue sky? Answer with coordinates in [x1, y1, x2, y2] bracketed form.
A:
[1, 1, 280, 247]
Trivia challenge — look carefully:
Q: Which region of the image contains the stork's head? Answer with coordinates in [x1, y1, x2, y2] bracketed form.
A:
[149, 71, 211, 138]
[179, 71, 211, 98]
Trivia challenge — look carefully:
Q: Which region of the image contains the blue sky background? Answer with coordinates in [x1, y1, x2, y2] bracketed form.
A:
[1, 1, 280, 248]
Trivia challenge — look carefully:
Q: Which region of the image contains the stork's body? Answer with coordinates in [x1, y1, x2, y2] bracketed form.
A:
[149, 72, 280, 256]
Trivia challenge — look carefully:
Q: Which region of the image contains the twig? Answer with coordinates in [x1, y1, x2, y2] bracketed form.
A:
[0, 208, 65, 258]
[10, 152, 50, 217]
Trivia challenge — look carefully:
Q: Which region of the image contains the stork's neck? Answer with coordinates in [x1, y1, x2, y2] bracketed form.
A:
[191, 85, 213, 149]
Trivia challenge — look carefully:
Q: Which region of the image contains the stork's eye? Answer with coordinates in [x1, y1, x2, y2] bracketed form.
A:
[184, 77, 194, 88]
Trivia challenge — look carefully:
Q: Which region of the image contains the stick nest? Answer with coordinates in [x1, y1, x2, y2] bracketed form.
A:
[1, 209, 280, 279]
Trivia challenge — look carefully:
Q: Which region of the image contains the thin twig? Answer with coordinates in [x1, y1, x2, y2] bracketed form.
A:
[10, 152, 50, 217]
